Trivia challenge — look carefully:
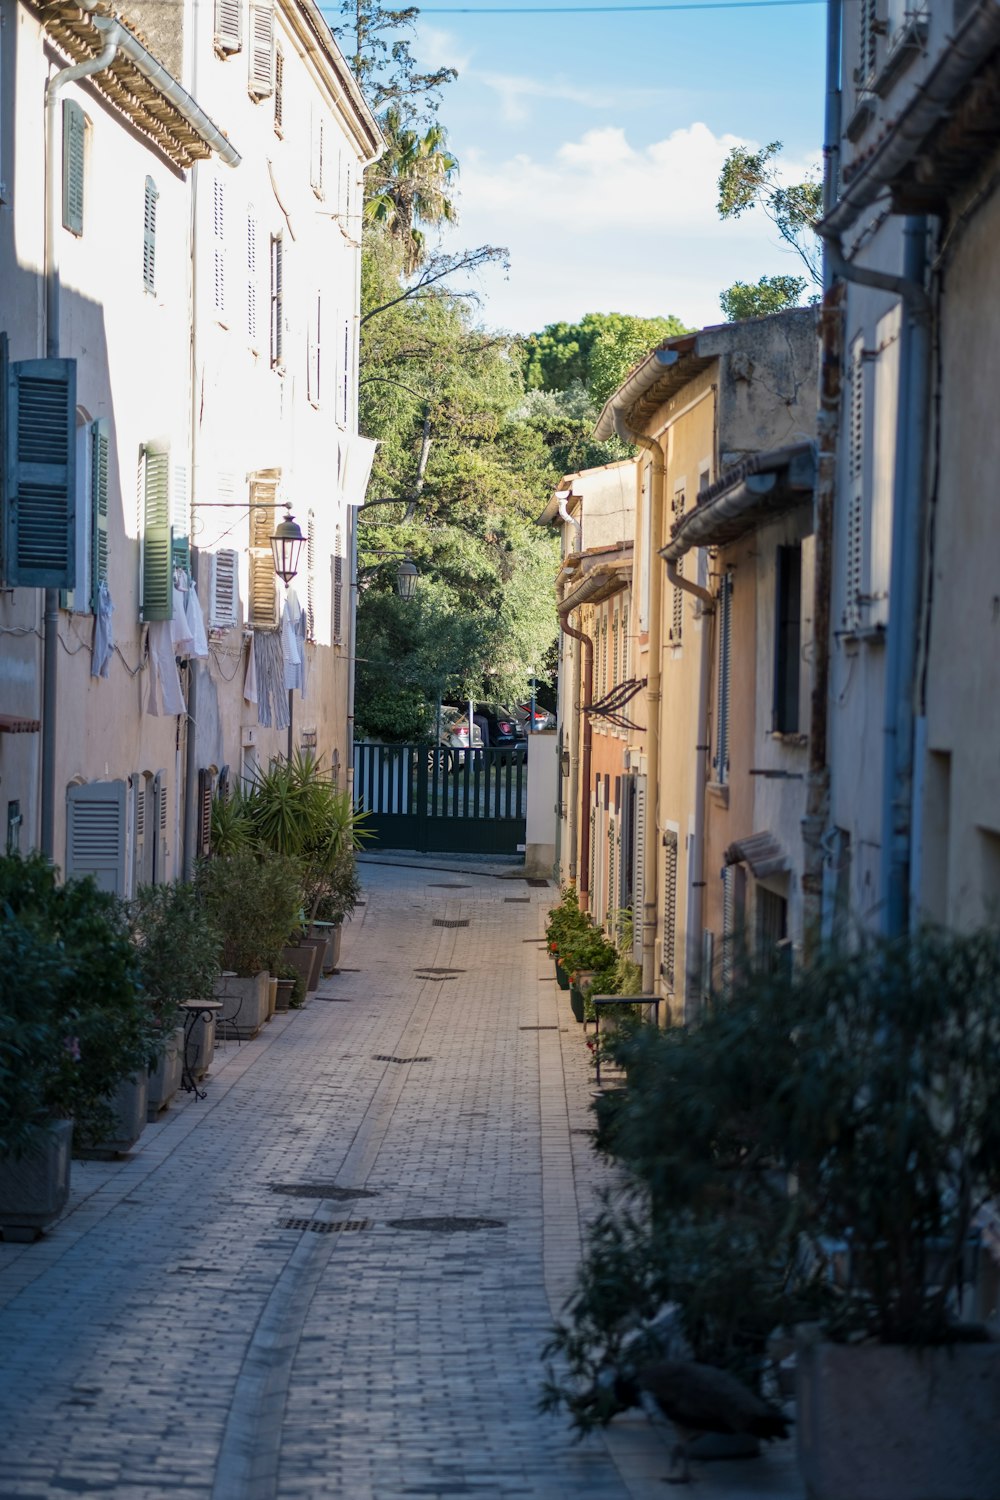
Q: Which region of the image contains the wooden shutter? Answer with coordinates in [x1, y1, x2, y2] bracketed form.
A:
[844, 335, 865, 631]
[89, 418, 109, 610]
[333, 522, 343, 642]
[631, 774, 647, 965]
[274, 48, 284, 132]
[306, 510, 316, 641]
[246, 210, 258, 345]
[669, 486, 685, 644]
[858, 0, 878, 79]
[212, 178, 226, 318]
[66, 780, 126, 895]
[3, 346, 77, 588]
[341, 318, 349, 423]
[152, 770, 168, 883]
[142, 176, 158, 293]
[62, 100, 85, 235]
[132, 772, 146, 891]
[248, 0, 274, 97]
[310, 110, 325, 197]
[308, 295, 321, 405]
[270, 235, 283, 367]
[209, 547, 238, 627]
[661, 830, 678, 992]
[140, 447, 172, 621]
[214, 0, 242, 53]
[197, 768, 213, 858]
[606, 817, 616, 930]
[248, 474, 278, 627]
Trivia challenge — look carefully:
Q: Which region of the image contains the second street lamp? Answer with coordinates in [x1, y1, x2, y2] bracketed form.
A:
[270, 509, 306, 586]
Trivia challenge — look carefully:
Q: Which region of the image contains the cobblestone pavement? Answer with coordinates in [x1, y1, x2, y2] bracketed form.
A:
[0, 860, 803, 1500]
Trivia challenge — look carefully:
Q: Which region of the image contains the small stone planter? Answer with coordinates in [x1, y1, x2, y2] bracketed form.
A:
[310, 921, 343, 974]
[266, 976, 278, 1021]
[275, 977, 296, 1011]
[147, 1027, 184, 1118]
[0, 1120, 73, 1241]
[213, 971, 269, 1039]
[281, 944, 315, 994]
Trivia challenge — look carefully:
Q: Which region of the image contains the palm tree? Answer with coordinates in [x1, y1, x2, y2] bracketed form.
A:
[365, 106, 458, 274]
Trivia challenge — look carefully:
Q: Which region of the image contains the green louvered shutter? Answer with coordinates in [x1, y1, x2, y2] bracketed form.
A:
[90, 418, 109, 610]
[140, 448, 172, 620]
[62, 100, 85, 235]
[3, 349, 77, 588]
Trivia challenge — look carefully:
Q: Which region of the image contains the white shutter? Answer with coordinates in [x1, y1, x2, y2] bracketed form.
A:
[248, 0, 274, 98]
[246, 210, 258, 345]
[333, 522, 343, 643]
[306, 511, 316, 642]
[844, 335, 866, 631]
[214, 0, 242, 54]
[212, 178, 226, 319]
[308, 294, 321, 406]
[66, 780, 126, 895]
[209, 548, 239, 628]
[310, 111, 325, 198]
[631, 774, 647, 965]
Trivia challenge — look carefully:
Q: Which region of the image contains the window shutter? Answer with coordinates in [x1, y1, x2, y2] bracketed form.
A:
[715, 572, 732, 784]
[611, 610, 619, 690]
[214, 0, 242, 53]
[333, 522, 343, 642]
[197, 768, 213, 858]
[661, 829, 678, 992]
[606, 816, 616, 929]
[306, 510, 316, 642]
[3, 349, 77, 588]
[62, 100, 85, 235]
[212, 178, 226, 319]
[248, 0, 274, 97]
[132, 772, 146, 891]
[310, 110, 325, 197]
[140, 447, 172, 621]
[631, 774, 647, 965]
[152, 770, 168, 884]
[274, 47, 284, 132]
[142, 176, 158, 293]
[89, 418, 109, 610]
[172, 461, 190, 577]
[307, 294, 321, 405]
[621, 603, 629, 682]
[248, 475, 278, 627]
[66, 780, 126, 895]
[669, 487, 685, 644]
[209, 547, 238, 627]
[772, 543, 802, 734]
[270, 234, 283, 367]
[858, 0, 878, 79]
[341, 318, 349, 423]
[246, 210, 258, 345]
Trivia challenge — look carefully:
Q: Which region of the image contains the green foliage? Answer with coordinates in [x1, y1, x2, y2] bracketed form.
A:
[364, 106, 457, 273]
[716, 139, 822, 295]
[521, 311, 689, 404]
[0, 854, 155, 1155]
[127, 882, 222, 1036]
[196, 851, 303, 976]
[331, 0, 456, 120]
[719, 274, 808, 323]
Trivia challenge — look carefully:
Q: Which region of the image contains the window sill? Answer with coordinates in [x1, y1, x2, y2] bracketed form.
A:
[837, 623, 886, 648]
[707, 781, 730, 809]
[768, 731, 808, 748]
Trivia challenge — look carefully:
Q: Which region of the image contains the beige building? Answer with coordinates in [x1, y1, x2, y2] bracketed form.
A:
[0, 0, 380, 885]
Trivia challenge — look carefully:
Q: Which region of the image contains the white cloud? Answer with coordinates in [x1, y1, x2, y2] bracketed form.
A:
[413, 24, 473, 78]
[476, 72, 609, 125]
[441, 122, 818, 333]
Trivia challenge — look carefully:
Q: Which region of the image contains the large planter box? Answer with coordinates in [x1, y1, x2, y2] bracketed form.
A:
[0, 1120, 73, 1241]
[79, 1072, 148, 1157]
[296, 936, 326, 991]
[281, 944, 319, 994]
[310, 921, 343, 974]
[147, 1027, 184, 1118]
[188, 1010, 215, 1081]
[213, 972, 269, 1039]
[797, 1330, 1000, 1499]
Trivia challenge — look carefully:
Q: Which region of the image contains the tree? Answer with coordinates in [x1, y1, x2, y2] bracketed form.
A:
[522, 311, 688, 399]
[332, 0, 456, 121]
[716, 140, 821, 321]
[364, 105, 458, 273]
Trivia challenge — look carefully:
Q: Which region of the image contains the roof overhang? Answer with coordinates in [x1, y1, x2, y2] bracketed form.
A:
[823, 0, 1000, 236]
[661, 442, 816, 563]
[40, 3, 240, 168]
[559, 548, 633, 614]
[280, 0, 383, 163]
[593, 334, 704, 441]
[724, 830, 788, 880]
[0, 713, 40, 733]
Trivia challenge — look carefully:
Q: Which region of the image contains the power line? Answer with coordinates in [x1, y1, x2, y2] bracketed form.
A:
[416, 1, 824, 13]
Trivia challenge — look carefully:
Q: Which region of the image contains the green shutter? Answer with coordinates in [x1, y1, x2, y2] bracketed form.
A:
[90, 418, 109, 610]
[62, 100, 85, 235]
[3, 351, 77, 588]
[141, 448, 172, 620]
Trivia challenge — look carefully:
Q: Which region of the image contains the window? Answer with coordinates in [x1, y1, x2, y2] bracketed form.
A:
[772, 543, 802, 733]
[270, 234, 283, 367]
[212, 177, 226, 319]
[140, 446, 172, 622]
[248, 0, 274, 98]
[274, 47, 284, 133]
[246, 210, 258, 345]
[630, 773, 647, 965]
[310, 110, 325, 198]
[208, 548, 239, 628]
[661, 828, 679, 992]
[62, 100, 86, 235]
[66, 780, 127, 895]
[132, 771, 166, 888]
[333, 522, 343, 642]
[714, 571, 732, 784]
[6, 799, 22, 855]
[756, 886, 789, 969]
[1, 339, 77, 589]
[857, 0, 878, 81]
[171, 462, 190, 578]
[306, 510, 316, 642]
[248, 471, 279, 627]
[142, 176, 158, 293]
[308, 294, 322, 405]
[669, 485, 685, 644]
[214, 0, 242, 54]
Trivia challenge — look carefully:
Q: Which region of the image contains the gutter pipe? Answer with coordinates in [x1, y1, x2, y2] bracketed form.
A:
[556, 491, 582, 551]
[41, 34, 120, 859]
[613, 402, 666, 993]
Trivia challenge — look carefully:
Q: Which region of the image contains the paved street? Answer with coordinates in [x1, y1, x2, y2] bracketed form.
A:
[0, 860, 802, 1500]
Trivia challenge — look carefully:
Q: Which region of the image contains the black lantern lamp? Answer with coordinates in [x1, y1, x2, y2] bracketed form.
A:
[396, 558, 419, 600]
[270, 508, 306, 586]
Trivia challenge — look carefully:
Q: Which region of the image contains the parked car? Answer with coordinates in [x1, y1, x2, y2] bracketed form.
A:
[438, 707, 484, 767]
[516, 701, 556, 733]
[480, 706, 528, 758]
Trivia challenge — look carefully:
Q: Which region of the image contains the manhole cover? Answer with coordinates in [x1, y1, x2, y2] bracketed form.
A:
[432, 918, 469, 928]
[519, 1025, 558, 1031]
[504, 897, 530, 904]
[278, 1218, 371, 1233]
[373, 1054, 433, 1064]
[272, 1184, 377, 1200]
[386, 1216, 505, 1232]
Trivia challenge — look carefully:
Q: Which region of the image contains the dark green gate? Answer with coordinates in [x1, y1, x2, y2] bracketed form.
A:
[353, 743, 527, 856]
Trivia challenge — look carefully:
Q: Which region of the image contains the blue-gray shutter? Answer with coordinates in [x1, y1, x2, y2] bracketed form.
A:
[152, 770, 167, 883]
[631, 774, 647, 965]
[3, 347, 77, 588]
[62, 100, 85, 235]
[140, 448, 172, 620]
[66, 780, 127, 895]
[90, 418, 109, 610]
[142, 176, 158, 293]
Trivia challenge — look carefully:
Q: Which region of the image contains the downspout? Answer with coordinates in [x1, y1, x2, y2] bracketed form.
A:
[183, 29, 203, 879]
[41, 32, 121, 860]
[614, 409, 665, 993]
[559, 606, 593, 911]
[664, 559, 715, 1017]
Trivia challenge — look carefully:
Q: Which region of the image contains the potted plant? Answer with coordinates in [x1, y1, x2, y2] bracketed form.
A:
[274, 965, 297, 1012]
[128, 881, 222, 1117]
[0, 854, 154, 1235]
[196, 850, 303, 1038]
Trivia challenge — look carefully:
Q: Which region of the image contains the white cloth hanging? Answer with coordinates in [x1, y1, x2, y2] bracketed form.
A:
[281, 590, 303, 692]
[171, 579, 195, 658]
[185, 580, 209, 660]
[90, 580, 115, 679]
[146, 620, 186, 716]
[243, 634, 258, 705]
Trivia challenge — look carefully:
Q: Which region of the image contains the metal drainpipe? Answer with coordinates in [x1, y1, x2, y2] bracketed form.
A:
[559, 606, 593, 911]
[615, 411, 665, 993]
[41, 33, 120, 860]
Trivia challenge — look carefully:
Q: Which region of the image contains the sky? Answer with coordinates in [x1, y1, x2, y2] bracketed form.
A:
[334, 1, 828, 336]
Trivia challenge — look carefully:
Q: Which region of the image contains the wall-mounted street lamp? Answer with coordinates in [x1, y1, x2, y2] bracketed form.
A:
[270, 508, 306, 586]
[359, 549, 420, 600]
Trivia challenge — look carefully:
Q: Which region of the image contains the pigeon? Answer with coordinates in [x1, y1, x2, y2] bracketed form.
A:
[613, 1358, 792, 1484]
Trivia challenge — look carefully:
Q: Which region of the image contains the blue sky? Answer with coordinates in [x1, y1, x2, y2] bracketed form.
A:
[339, 1, 828, 334]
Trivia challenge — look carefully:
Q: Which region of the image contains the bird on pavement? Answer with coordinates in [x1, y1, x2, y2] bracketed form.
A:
[612, 1357, 793, 1484]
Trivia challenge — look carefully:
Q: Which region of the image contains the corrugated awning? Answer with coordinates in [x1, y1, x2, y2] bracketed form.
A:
[661, 442, 815, 563]
[724, 830, 788, 881]
[0, 713, 40, 733]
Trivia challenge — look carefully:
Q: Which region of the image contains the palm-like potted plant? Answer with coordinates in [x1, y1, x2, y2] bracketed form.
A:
[196, 849, 303, 1036]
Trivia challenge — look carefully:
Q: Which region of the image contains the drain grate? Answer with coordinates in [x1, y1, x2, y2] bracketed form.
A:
[519, 1025, 558, 1031]
[272, 1184, 377, 1200]
[414, 967, 466, 975]
[571, 1128, 596, 1137]
[315, 995, 355, 1002]
[417, 975, 455, 983]
[387, 1216, 505, 1232]
[525, 878, 549, 887]
[373, 1054, 433, 1064]
[429, 883, 472, 889]
[432, 918, 469, 928]
[522, 937, 549, 944]
[504, 897, 530, 904]
[279, 1217, 371, 1233]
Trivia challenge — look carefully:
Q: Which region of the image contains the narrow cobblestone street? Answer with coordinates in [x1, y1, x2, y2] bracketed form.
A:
[0, 861, 802, 1500]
